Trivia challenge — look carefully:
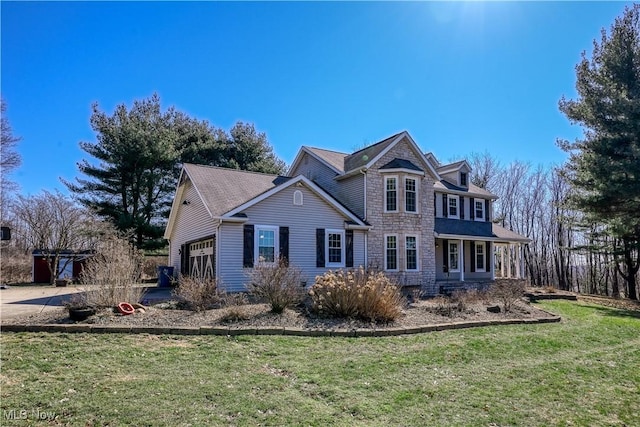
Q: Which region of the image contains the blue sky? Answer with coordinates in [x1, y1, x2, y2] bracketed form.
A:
[1, 1, 632, 196]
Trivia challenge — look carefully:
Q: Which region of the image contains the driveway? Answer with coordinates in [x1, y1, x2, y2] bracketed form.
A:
[0, 285, 174, 321]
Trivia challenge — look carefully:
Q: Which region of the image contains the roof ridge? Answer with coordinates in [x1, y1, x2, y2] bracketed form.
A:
[183, 163, 283, 178]
[348, 130, 405, 157]
[305, 146, 349, 156]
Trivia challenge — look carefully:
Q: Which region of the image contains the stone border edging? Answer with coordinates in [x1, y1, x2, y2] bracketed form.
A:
[1, 315, 561, 337]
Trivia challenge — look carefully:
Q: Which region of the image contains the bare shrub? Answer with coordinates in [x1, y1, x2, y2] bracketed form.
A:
[219, 306, 250, 323]
[310, 267, 404, 322]
[544, 285, 557, 294]
[247, 259, 305, 314]
[490, 279, 526, 312]
[173, 275, 223, 312]
[0, 248, 31, 284]
[428, 295, 466, 317]
[141, 255, 167, 280]
[80, 233, 145, 308]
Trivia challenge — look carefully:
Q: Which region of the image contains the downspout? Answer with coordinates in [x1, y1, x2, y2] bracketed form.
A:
[216, 219, 222, 282]
[360, 168, 368, 268]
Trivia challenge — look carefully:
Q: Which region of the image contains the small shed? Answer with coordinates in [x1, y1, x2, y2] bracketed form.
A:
[32, 250, 94, 283]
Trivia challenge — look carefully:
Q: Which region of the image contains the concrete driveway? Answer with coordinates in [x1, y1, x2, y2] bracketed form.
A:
[1, 285, 174, 321]
[0, 285, 82, 320]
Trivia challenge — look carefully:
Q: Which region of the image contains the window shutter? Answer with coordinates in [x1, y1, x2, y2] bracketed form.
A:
[470, 242, 476, 272]
[346, 230, 354, 268]
[180, 243, 190, 275]
[485, 199, 490, 222]
[442, 194, 448, 217]
[443, 239, 449, 271]
[470, 197, 475, 220]
[279, 227, 289, 265]
[486, 241, 491, 272]
[460, 197, 465, 220]
[243, 225, 254, 268]
[316, 228, 325, 268]
[433, 193, 436, 217]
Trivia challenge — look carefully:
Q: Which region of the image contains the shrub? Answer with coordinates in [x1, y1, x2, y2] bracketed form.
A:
[310, 267, 404, 322]
[490, 279, 526, 312]
[80, 233, 145, 308]
[247, 259, 305, 314]
[173, 275, 223, 312]
[0, 248, 31, 284]
[428, 295, 466, 317]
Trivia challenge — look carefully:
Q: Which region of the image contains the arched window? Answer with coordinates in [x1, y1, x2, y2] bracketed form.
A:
[293, 190, 303, 206]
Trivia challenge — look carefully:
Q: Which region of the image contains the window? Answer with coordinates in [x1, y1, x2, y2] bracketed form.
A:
[405, 178, 417, 213]
[475, 242, 486, 272]
[449, 242, 459, 272]
[293, 190, 303, 206]
[460, 172, 468, 187]
[448, 195, 459, 219]
[385, 176, 398, 212]
[405, 235, 418, 271]
[255, 226, 279, 263]
[475, 200, 485, 220]
[385, 235, 398, 271]
[326, 229, 345, 267]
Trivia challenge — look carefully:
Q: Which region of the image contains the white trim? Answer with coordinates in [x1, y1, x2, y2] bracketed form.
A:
[384, 234, 399, 272]
[475, 241, 486, 272]
[434, 186, 498, 200]
[405, 234, 419, 271]
[325, 229, 345, 268]
[224, 175, 367, 226]
[459, 239, 465, 281]
[254, 225, 279, 264]
[448, 241, 460, 272]
[436, 160, 472, 175]
[384, 175, 399, 213]
[447, 194, 460, 219]
[474, 199, 485, 222]
[293, 190, 303, 206]
[404, 176, 419, 214]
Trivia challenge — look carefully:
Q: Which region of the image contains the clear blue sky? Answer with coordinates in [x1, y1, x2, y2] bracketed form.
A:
[1, 1, 632, 196]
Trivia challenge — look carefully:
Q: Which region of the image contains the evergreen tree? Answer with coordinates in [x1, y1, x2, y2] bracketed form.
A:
[558, 5, 640, 299]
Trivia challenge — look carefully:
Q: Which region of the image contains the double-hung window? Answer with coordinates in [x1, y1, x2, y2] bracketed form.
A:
[326, 229, 345, 268]
[255, 225, 279, 264]
[385, 234, 398, 271]
[448, 195, 460, 219]
[405, 235, 418, 271]
[384, 176, 398, 212]
[405, 178, 417, 213]
[475, 200, 485, 221]
[475, 242, 486, 272]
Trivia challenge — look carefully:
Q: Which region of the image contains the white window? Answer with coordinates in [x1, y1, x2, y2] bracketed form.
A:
[449, 242, 460, 272]
[475, 200, 485, 221]
[385, 234, 398, 271]
[405, 177, 418, 213]
[293, 190, 303, 206]
[448, 195, 460, 219]
[325, 229, 345, 268]
[475, 242, 486, 272]
[405, 235, 419, 271]
[384, 176, 398, 213]
[255, 225, 279, 264]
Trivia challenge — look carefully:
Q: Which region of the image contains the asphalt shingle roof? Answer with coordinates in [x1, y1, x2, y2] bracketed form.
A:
[380, 158, 424, 172]
[343, 131, 404, 172]
[434, 180, 496, 198]
[305, 147, 348, 173]
[435, 218, 530, 242]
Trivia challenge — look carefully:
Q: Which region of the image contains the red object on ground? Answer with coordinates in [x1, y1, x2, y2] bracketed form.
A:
[117, 302, 135, 315]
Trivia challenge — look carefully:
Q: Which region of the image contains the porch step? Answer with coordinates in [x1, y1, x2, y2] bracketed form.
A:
[438, 281, 492, 296]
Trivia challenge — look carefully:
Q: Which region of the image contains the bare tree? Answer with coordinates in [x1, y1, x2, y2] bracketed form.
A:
[467, 151, 502, 192]
[1, 98, 22, 224]
[12, 191, 90, 284]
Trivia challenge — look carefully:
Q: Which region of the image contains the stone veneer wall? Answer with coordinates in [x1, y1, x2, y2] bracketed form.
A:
[364, 137, 437, 294]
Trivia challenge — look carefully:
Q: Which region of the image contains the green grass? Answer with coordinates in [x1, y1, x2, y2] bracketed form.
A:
[1, 301, 639, 426]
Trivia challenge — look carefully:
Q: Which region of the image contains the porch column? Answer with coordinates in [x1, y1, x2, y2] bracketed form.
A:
[459, 239, 464, 282]
[515, 244, 521, 279]
[490, 242, 495, 280]
[500, 245, 506, 278]
[507, 244, 512, 278]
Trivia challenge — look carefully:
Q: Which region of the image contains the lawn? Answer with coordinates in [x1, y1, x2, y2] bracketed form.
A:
[1, 301, 638, 426]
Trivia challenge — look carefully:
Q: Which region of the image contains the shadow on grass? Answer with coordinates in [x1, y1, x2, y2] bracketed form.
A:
[587, 304, 640, 320]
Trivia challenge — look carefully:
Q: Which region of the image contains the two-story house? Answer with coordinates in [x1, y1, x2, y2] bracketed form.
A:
[164, 131, 529, 294]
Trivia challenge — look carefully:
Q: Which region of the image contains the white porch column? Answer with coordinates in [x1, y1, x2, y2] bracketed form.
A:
[459, 239, 464, 282]
[490, 242, 495, 280]
[507, 244, 512, 278]
[515, 244, 521, 279]
[500, 245, 506, 278]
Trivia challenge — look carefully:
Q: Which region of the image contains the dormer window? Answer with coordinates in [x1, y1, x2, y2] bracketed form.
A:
[460, 172, 468, 187]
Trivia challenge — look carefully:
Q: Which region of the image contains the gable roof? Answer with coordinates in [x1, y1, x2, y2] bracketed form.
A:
[344, 132, 403, 172]
[434, 180, 497, 199]
[436, 159, 471, 174]
[288, 146, 347, 176]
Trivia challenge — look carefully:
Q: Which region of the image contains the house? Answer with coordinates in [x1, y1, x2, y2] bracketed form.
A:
[164, 131, 529, 294]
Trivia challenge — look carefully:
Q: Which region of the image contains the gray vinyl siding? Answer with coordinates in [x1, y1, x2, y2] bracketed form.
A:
[168, 181, 217, 275]
[217, 184, 366, 292]
[289, 152, 339, 195]
[334, 173, 365, 219]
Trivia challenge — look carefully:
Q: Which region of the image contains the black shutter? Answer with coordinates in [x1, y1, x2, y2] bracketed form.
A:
[345, 230, 354, 268]
[460, 197, 465, 220]
[180, 243, 190, 275]
[279, 227, 289, 265]
[243, 225, 254, 268]
[470, 197, 475, 220]
[470, 242, 476, 272]
[433, 193, 436, 217]
[486, 241, 491, 272]
[443, 239, 449, 271]
[442, 194, 448, 217]
[316, 228, 325, 268]
[485, 199, 490, 221]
